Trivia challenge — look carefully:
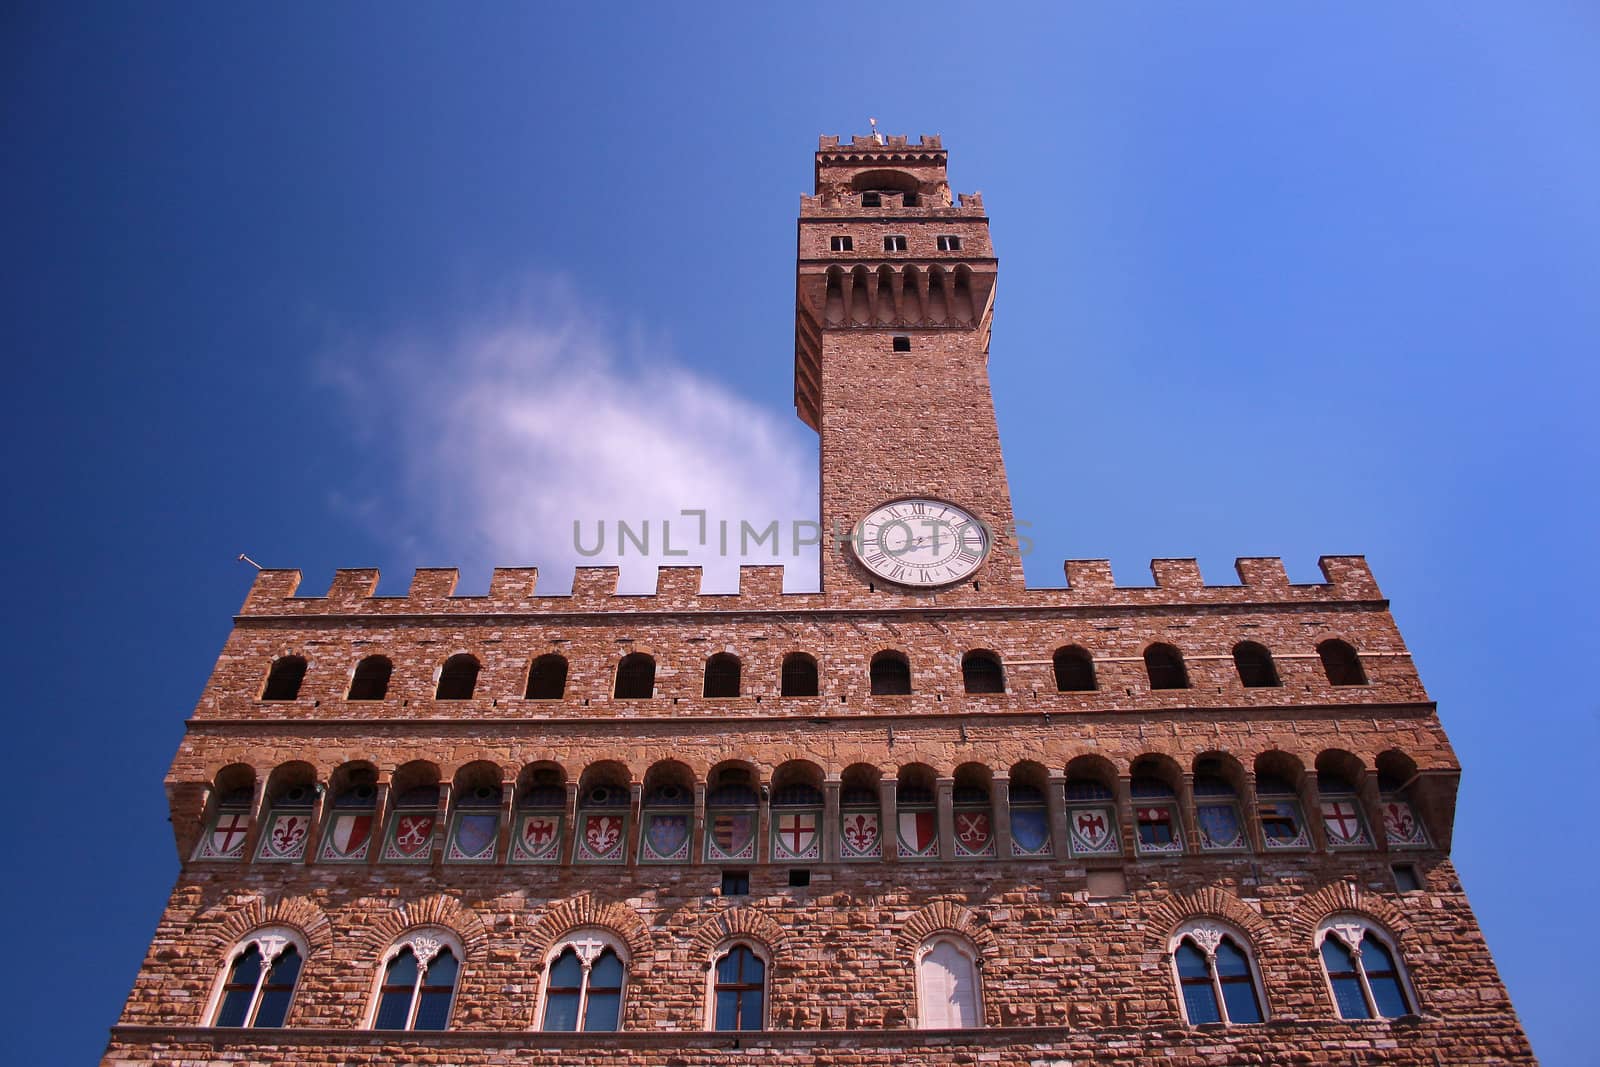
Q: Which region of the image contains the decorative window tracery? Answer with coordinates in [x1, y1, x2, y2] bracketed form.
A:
[1317, 918, 1414, 1020]
[539, 930, 628, 1032]
[210, 928, 305, 1028]
[1169, 921, 1265, 1025]
[371, 931, 461, 1031]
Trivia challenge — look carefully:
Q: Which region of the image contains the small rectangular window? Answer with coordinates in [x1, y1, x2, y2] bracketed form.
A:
[829, 235, 853, 252]
[1392, 864, 1422, 893]
[720, 870, 750, 896]
[861, 192, 881, 208]
[787, 868, 810, 888]
[892, 336, 911, 353]
[883, 235, 907, 252]
[936, 235, 962, 252]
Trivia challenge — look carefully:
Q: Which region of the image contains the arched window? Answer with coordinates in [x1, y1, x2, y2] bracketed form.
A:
[952, 765, 995, 858]
[781, 653, 819, 697]
[435, 654, 479, 700]
[1053, 646, 1096, 692]
[262, 656, 307, 701]
[1232, 642, 1280, 688]
[1317, 919, 1414, 1019]
[1318, 639, 1368, 686]
[1131, 773, 1184, 856]
[511, 766, 566, 864]
[613, 653, 655, 699]
[1064, 763, 1119, 857]
[348, 656, 392, 701]
[704, 653, 741, 698]
[1144, 644, 1189, 690]
[916, 936, 982, 1029]
[1255, 773, 1310, 850]
[1170, 923, 1265, 1025]
[212, 929, 305, 1028]
[540, 932, 628, 1032]
[194, 778, 253, 861]
[371, 933, 461, 1031]
[961, 651, 1004, 695]
[710, 943, 767, 1031]
[525, 654, 568, 700]
[870, 651, 911, 695]
[255, 777, 315, 862]
[382, 781, 440, 863]
[1192, 766, 1246, 853]
[1317, 763, 1373, 849]
[319, 771, 378, 863]
[704, 766, 759, 863]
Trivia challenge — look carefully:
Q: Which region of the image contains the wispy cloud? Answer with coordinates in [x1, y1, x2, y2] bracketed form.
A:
[322, 278, 818, 593]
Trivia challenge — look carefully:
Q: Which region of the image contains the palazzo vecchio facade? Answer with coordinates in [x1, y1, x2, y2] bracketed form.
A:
[104, 134, 1534, 1064]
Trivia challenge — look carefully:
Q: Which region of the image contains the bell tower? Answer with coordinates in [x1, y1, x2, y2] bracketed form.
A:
[794, 133, 1023, 598]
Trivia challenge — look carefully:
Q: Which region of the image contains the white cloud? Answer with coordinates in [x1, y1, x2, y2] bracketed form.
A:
[323, 278, 819, 593]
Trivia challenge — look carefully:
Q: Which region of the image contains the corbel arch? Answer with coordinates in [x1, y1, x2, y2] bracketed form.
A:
[527, 894, 654, 963]
[689, 906, 790, 961]
[361, 893, 489, 958]
[897, 900, 997, 958]
[1145, 887, 1277, 954]
[200, 893, 334, 956]
[1288, 879, 1412, 944]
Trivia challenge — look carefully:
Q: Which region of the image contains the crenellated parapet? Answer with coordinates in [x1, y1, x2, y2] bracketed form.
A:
[238, 555, 1383, 618]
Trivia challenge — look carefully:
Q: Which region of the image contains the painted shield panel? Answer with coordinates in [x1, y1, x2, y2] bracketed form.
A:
[641, 812, 691, 862]
[1135, 806, 1184, 855]
[1009, 806, 1051, 856]
[382, 814, 435, 861]
[577, 813, 626, 862]
[257, 813, 311, 861]
[897, 810, 937, 858]
[196, 813, 250, 860]
[772, 811, 819, 861]
[1382, 800, 1428, 847]
[1321, 800, 1372, 848]
[953, 811, 995, 857]
[1197, 803, 1245, 851]
[839, 811, 881, 859]
[511, 812, 562, 863]
[1068, 807, 1118, 855]
[707, 811, 755, 861]
[1259, 801, 1310, 850]
[446, 812, 500, 862]
[319, 813, 374, 862]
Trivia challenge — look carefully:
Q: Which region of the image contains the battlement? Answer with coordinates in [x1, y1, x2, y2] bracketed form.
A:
[799, 190, 984, 214]
[819, 133, 944, 153]
[238, 555, 1382, 617]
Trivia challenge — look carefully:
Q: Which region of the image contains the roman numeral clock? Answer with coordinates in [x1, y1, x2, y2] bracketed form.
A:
[856, 498, 990, 588]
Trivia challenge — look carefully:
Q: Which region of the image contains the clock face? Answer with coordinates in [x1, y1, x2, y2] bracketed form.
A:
[855, 498, 990, 587]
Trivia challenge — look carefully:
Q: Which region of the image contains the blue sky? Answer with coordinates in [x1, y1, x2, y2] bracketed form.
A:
[5, 3, 1596, 1062]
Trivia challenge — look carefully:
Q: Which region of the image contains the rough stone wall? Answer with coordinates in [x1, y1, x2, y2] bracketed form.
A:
[106, 855, 1531, 1063]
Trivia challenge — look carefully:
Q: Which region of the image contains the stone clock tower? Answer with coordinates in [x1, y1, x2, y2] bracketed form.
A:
[104, 134, 1532, 1066]
[795, 134, 1024, 598]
